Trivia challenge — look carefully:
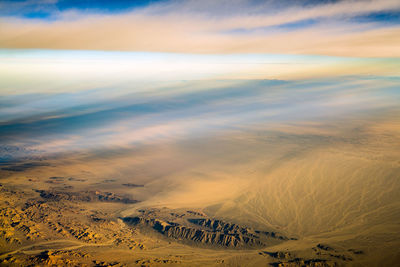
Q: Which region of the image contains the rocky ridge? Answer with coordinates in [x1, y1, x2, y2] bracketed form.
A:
[37, 189, 138, 204]
[123, 210, 292, 249]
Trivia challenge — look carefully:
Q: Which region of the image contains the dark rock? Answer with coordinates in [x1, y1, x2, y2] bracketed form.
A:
[36, 190, 138, 204]
[122, 183, 144, 188]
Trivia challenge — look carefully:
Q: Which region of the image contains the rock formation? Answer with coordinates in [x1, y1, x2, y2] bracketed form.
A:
[37, 189, 138, 204]
[123, 212, 291, 249]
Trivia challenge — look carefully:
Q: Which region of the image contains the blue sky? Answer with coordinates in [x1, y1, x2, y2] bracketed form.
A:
[2, 0, 399, 25]
[0, 0, 398, 23]
[0, 0, 162, 18]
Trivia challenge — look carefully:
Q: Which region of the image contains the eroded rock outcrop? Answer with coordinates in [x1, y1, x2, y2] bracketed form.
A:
[189, 218, 290, 241]
[123, 212, 291, 249]
[37, 190, 138, 204]
[124, 216, 260, 248]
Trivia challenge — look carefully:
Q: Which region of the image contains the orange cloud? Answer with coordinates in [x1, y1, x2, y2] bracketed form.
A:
[0, 0, 399, 56]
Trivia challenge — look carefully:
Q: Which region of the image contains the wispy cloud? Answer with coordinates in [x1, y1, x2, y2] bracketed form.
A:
[1, 70, 398, 156]
[0, 0, 399, 56]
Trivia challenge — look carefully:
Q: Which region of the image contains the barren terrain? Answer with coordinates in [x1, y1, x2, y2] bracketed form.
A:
[1, 115, 399, 266]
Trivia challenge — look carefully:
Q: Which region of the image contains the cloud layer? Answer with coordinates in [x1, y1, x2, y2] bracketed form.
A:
[0, 50, 399, 159]
[1, 0, 400, 56]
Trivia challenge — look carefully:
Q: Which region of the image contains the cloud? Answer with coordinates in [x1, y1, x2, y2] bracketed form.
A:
[1, 73, 398, 157]
[0, 0, 399, 56]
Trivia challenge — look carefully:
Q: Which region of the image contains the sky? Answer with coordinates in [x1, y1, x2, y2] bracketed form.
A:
[0, 0, 399, 161]
[0, 0, 399, 56]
